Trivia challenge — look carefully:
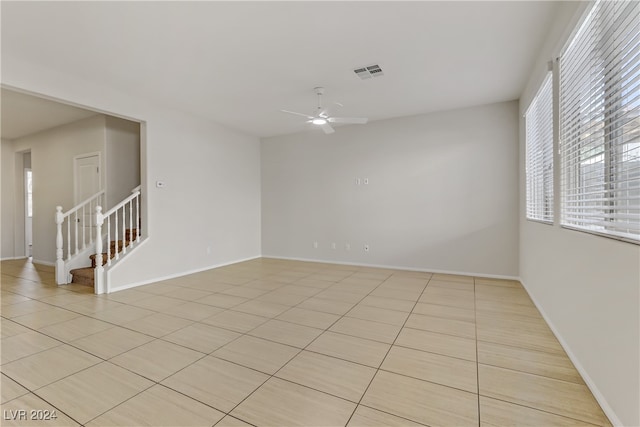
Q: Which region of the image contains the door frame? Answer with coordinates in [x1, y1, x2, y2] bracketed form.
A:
[73, 151, 103, 205]
[24, 167, 32, 257]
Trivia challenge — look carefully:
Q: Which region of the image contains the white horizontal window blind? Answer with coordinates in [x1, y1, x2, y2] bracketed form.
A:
[559, 0, 640, 242]
[526, 72, 554, 223]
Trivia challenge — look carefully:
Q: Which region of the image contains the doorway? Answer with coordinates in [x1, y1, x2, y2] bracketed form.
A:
[24, 151, 32, 258]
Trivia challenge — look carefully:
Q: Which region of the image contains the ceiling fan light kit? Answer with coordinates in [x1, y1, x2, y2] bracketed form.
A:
[281, 87, 368, 134]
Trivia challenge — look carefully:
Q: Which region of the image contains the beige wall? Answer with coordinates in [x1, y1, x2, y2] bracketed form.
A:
[105, 116, 140, 208]
[2, 54, 262, 289]
[1, 138, 17, 259]
[10, 115, 106, 264]
[262, 101, 520, 277]
[108, 107, 262, 290]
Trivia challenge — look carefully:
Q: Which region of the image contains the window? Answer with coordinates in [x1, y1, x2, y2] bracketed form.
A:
[559, 0, 640, 242]
[526, 72, 554, 223]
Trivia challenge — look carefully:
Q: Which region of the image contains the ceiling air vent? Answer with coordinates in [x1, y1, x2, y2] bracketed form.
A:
[354, 64, 384, 80]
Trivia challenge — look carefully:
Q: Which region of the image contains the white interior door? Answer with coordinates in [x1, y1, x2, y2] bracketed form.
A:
[74, 154, 101, 242]
[75, 154, 101, 202]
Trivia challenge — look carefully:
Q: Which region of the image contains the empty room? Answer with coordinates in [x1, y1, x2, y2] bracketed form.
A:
[1, 1, 638, 426]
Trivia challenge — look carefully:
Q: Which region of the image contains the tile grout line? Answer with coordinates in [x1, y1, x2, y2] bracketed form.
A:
[4, 265, 411, 403]
[5, 388, 85, 426]
[3, 260, 600, 426]
[343, 272, 434, 427]
[1, 328, 175, 425]
[62, 264, 321, 427]
[207, 268, 429, 420]
[220, 267, 391, 421]
[472, 394, 606, 427]
[1, 265, 310, 425]
[105, 265, 351, 422]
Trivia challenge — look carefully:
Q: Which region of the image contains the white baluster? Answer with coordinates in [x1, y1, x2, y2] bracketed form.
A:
[74, 211, 79, 255]
[66, 217, 71, 260]
[114, 208, 119, 260]
[128, 200, 133, 246]
[107, 217, 111, 267]
[89, 199, 94, 245]
[81, 205, 86, 249]
[121, 207, 126, 255]
[135, 192, 140, 241]
[94, 206, 104, 294]
[55, 206, 65, 285]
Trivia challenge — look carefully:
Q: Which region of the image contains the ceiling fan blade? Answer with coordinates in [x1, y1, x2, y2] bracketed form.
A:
[328, 117, 368, 124]
[320, 123, 335, 134]
[281, 109, 314, 119]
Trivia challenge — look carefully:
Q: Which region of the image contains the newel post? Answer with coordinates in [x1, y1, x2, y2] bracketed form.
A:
[55, 206, 66, 285]
[94, 206, 105, 294]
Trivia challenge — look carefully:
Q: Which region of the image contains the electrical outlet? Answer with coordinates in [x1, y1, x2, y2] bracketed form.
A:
[364, 244, 370, 252]
[355, 178, 361, 185]
[364, 178, 369, 185]
[313, 241, 318, 249]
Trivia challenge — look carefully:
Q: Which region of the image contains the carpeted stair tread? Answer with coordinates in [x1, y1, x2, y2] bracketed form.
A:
[70, 236, 137, 286]
[90, 253, 112, 268]
[68, 229, 140, 288]
[69, 267, 94, 287]
[89, 240, 133, 267]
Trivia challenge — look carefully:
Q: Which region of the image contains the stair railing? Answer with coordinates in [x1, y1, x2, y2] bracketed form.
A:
[94, 186, 141, 294]
[55, 190, 105, 284]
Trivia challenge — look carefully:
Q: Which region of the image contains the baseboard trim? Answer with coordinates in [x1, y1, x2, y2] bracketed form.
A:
[107, 254, 262, 293]
[262, 255, 520, 281]
[31, 259, 55, 267]
[518, 277, 621, 427]
[0, 256, 27, 261]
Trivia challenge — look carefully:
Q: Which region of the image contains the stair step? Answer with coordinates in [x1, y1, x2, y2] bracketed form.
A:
[69, 267, 94, 287]
[89, 240, 132, 267]
[126, 228, 138, 242]
[69, 234, 138, 287]
[90, 253, 113, 268]
[110, 240, 130, 250]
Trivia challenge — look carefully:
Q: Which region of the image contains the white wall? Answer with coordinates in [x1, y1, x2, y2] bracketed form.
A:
[519, 2, 640, 426]
[2, 55, 262, 289]
[1, 138, 16, 259]
[108, 107, 262, 290]
[12, 147, 26, 259]
[262, 101, 519, 277]
[11, 115, 106, 265]
[105, 116, 140, 208]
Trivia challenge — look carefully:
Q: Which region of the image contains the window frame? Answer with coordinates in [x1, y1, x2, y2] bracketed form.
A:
[525, 71, 555, 224]
[558, 0, 640, 244]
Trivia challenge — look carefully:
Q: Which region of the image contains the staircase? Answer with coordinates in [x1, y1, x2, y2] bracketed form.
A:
[55, 186, 142, 294]
[69, 229, 138, 287]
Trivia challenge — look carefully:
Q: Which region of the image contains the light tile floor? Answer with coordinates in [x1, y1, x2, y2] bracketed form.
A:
[1, 258, 611, 426]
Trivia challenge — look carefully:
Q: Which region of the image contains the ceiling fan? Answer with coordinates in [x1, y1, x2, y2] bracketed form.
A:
[281, 87, 368, 134]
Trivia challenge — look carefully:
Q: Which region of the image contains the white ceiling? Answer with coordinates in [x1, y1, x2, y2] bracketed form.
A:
[1, 1, 559, 138]
[1, 89, 97, 140]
